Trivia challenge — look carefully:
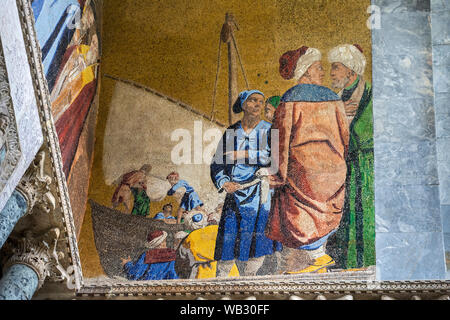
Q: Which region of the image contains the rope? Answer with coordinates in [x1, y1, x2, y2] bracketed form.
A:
[231, 31, 249, 90]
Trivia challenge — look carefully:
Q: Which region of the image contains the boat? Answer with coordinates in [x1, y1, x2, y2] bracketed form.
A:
[89, 199, 186, 278]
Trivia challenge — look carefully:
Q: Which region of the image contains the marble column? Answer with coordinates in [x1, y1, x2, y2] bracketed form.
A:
[0, 228, 68, 300]
[372, 0, 446, 280]
[0, 190, 27, 248]
[0, 264, 39, 300]
[431, 0, 450, 279]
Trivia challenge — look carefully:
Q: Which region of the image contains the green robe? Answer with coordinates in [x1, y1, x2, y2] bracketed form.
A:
[130, 188, 150, 217]
[332, 77, 375, 269]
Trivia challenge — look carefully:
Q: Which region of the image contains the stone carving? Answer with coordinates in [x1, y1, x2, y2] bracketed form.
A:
[0, 36, 22, 192]
[16, 150, 56, 215]
[2, 228, 76, 290]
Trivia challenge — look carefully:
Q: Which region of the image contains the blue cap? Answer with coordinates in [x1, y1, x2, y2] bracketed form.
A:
[232, 90, 265, 113]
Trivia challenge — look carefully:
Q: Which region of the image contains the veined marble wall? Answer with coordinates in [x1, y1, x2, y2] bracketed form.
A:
[373, 0, 447, 280]
[431, 0, 450, 279]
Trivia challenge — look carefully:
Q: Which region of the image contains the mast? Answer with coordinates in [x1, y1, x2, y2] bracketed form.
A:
[221, 13, 240, 125]
[211, 13, 249, 125]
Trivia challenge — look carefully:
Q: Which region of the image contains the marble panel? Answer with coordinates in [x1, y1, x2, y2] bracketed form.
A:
[441, 205, 450, 233]
[431, 0, 449, 12]
[434, 92, 450, 115]
[376, 231, 446, 280]
[374, 140, 438, 186]
[375, 184, 442, 233]
[373, 0, 430, 12]
[432, 44, 450, 93]
[435, 112, 450, 138]
[431, 10, 450, 45]
[373, 96, 436, 143]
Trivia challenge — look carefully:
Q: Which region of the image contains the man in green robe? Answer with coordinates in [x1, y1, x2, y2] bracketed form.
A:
[130, 187, 151, 216]
[112, 164, 152, 217]
[327, 44, 374, 269]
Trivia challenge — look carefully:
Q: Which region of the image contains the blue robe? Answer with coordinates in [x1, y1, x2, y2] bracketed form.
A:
[123, 252, 178, 280]
[154, 212, 176, 220]
[211, 120, 282, 262]
[167, 180, 203, 211]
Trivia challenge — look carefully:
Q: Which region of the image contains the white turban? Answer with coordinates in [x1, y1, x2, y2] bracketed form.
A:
[328, 44, 366, 75]
[145, 230, 168, 249]
[293, 47, 322, 80]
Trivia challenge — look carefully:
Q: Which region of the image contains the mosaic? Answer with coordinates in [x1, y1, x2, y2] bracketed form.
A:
[31, 0, 101, 237]
[78, 0, 375, 281]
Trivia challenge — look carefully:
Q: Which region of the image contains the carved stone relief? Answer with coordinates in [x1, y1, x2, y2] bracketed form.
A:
[0, 37, 22, 193]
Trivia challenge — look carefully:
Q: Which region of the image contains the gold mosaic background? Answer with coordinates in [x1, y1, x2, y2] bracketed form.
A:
[79, 0, 372, 278]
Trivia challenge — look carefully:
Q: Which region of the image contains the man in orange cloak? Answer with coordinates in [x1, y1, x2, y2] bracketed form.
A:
[266, 46, 350, 273]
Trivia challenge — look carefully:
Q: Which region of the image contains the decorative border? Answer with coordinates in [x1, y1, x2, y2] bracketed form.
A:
[15, 0, 449, 297]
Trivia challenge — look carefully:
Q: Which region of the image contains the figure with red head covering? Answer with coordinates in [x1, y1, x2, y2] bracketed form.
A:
[265, 46, 350, 274]
[120, 230, 178, 280]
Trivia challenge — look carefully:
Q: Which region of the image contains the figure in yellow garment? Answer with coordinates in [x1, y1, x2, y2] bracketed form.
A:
[176, 212, 239, 279]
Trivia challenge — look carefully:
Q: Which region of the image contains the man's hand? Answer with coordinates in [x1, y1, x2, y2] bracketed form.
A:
[223, 181, 242, 194]
[121, 256, 132, 266]
[344, 99, 358, 117]
[164, 218, 177, 224]
[225, 150, 249, 161]
[268, 175, 284, 188]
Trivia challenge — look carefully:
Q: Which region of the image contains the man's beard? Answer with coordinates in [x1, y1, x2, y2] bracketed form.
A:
[331, 76, 350, 89]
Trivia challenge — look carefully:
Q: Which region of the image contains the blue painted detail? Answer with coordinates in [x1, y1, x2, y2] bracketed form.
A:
[123, 253, 178, 280]
[32, 0, 80, 91]
[31, 0, 45, 20]
[167, 180, 203, 211]
[299, 230, 336, 250]
[281, 84, 340, 103]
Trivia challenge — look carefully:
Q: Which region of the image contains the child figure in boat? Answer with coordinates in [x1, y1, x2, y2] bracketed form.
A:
[166, 172, 204, 224]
